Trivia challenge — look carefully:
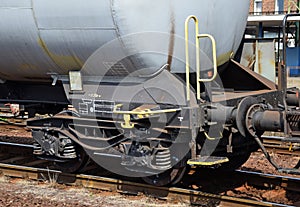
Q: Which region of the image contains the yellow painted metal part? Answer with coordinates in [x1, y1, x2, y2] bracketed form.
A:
[185, 15, 199, 102]
[113, 106, 181, 116]
[114, 105, 181, 129]
[121, 114, 135, 129]
[289, 143, 293, 152]
[131, 105, 157, 119]
[187, 157, 229, 166]
[136, 109, 151, 119]
[204, 131, 223, 140]
[197, 33, 218, 83]
[217, 51, 234, 66]
[184, 15, 218, 102]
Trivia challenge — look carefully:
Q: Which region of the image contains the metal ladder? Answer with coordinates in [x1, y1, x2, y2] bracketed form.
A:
[185, 15, 218, 103]
[185, 16, 229, 167]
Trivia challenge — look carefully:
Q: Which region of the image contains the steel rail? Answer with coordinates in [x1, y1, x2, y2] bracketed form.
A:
[236, 170, 300, 193]
[0, 141, 34, 149]
[0, 137, 298, 206]
[261, 135, 300, 156]
[0, 162, 293, 207]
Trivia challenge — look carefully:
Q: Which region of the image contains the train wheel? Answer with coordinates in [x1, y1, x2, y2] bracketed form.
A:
[54, 147, 89, 173]
[142, 166, 186, 186]
[87, 160, 113, 176]
[220, 152, 251, 171]
[211, 129, 257, 171]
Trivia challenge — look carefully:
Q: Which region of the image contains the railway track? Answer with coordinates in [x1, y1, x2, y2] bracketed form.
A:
[0, 140, 298, 206]
[0, 163, 294, 207]
[235, 170, 300, 193]
[261, 136, 300, 156]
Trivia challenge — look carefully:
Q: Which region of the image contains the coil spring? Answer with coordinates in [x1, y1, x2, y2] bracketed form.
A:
[62, 144, 77, 159]
[33, 142, 42, 155]
[154, 148, 171, 170]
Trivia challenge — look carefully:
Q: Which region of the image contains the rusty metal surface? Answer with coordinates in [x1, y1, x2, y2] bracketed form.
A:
[254, 41, 276, 82]
[0, 0, 250, 81]
[241, 41, 276, 82]
[212, 90, 274, 103]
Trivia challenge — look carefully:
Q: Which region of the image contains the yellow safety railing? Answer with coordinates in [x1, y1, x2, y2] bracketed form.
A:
[185, 15, 218, 102]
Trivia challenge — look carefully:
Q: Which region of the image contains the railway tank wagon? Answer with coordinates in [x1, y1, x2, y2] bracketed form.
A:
[0, 0, 300, 186]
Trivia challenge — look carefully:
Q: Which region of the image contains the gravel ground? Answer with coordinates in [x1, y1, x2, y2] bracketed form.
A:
[0, 124, 33, 145]
[0, 177, 189, 207]
[0, 124, 31, 138]
[242, 151, 300, 175]
[237, 152, 300, 205]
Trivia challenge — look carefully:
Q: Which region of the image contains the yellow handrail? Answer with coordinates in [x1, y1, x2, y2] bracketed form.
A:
[197, 34, 218, 83]
[185, 15, 199, 102]
[185, 15, 218, 102]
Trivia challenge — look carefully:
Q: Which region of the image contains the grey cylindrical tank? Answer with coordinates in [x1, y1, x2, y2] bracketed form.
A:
[0, 0, 250, 81]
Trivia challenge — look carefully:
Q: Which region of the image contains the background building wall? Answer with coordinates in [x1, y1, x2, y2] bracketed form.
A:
[249, 0, 299, 14]
[264, 0, 275, 12]
[250, 1, 254, 13]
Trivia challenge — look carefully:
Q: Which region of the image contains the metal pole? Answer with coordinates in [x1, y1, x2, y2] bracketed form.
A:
[282, 14, 300, 135]
[298, 0, 300, 46]
[277, 26, 281, 81]
[281, 14, 300, 91]
[258, 22, 264, 38]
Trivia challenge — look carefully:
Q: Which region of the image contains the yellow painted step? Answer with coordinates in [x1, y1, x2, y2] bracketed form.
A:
[187, 156, 229, 166]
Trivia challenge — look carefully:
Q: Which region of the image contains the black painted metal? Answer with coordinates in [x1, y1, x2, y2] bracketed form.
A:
[281, 13, 300, 91]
